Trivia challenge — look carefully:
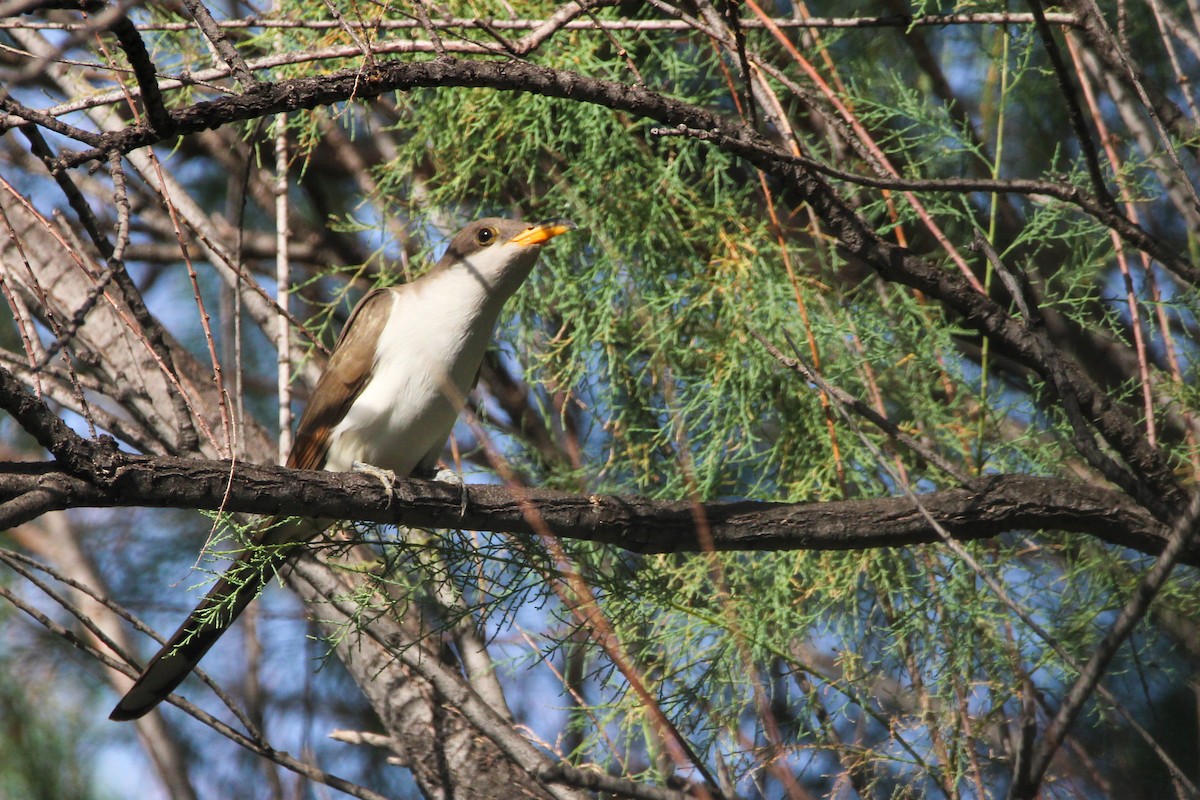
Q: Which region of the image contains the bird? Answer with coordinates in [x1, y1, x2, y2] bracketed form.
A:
[109, 217, 575, 721]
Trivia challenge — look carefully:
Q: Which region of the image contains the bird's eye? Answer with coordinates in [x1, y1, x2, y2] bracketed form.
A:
[476, 226, 496, 246]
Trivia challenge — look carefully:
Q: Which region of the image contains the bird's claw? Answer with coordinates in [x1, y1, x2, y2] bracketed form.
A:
[432, 467, 469, 519]
[352, 461, 397, 506]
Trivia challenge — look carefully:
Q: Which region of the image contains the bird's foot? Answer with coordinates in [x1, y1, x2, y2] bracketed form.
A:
[431, 467, 469, 519]
[352, 461, 397, 506]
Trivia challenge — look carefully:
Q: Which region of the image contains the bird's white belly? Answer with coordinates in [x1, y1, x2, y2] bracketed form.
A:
[324, 284, 493, 476]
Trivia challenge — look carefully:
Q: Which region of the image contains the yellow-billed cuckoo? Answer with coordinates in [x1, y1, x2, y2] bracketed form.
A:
[109, 217, 574, 721]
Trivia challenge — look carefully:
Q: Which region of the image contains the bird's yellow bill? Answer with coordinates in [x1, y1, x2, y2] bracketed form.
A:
[509, 219, 576, 246]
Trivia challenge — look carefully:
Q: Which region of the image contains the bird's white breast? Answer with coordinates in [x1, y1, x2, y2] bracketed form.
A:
[323, 270, 500, 476]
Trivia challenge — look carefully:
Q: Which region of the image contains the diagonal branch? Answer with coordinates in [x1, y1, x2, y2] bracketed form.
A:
[106, 13, 175, 134]
[1027, 0, 1115, 209]
[177, 0, 258, 87]
[1016, 490, 1200, 797]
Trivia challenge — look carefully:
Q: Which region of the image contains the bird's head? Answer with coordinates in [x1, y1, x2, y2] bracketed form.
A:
[438, 217, 576, 298]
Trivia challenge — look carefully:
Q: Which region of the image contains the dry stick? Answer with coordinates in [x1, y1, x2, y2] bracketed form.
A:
[0, 353, 112, 482]
[0, 529, 265, 735]
[0, 0, 133, 93]
[0, 581, 135, 674]
[7, 25, 312, 353]
[1147, 0, 1200, 123]
[0, 12, 1083, 32]
[751, 331, 970, 485]
[1063, 22, 1198, 460]
[410, 0, 446, 57]
[0, 40, 460, 130]
[7, 138, 101, 438]
[1, 546, 175, 658]
[0, 278, 44, 397]
[286, 555, 585, 800]
[0, 97, 105, 147]
[320, 0, 379, 66]
[512, 627, 629, 774]
[100, 9, 234, 456]
[27, 231, 116, 370]
[271, 1, 292, 463]
[580, 3, 644, 83]
[0, 547, 143, 676]
[1027, 0, 1116, 210]
[472, 16, 521, 55]
[757, 336, 1198, 798]
[1010, 677, 1039, 800]
[453, 409, 725, 797]
[717, 0, 758, 128]
[1063, 39, 1159, 447]
[653, 362, 812, 800]
[15, 500, 201, 792]
[740, 0, 985, 294]
[177, 0, 258, 87]
[0, 13, 1080, 127]
[161, 693, 390, 800]
[171, 192, 234, 459]
[512, 1, 604, 55]
[698, 3, 847, 495]
[1153, 0, 1200, 76]
[1019, 496, 1200, 796]
[0, 570, 362, 797]
[108, 150, 130, 259]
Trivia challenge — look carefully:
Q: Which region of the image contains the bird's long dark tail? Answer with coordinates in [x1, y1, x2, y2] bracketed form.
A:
[109, 531, 297, 721]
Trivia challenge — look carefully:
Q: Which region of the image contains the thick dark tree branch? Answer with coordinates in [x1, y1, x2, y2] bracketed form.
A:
[0, 353, 98, 476]
[106, 13, 175, 135]
[0, 454, 1178, 564]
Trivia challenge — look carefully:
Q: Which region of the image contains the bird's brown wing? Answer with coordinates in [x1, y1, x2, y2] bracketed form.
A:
[287, 287, 394, 470]
[110, 287, 396, 721]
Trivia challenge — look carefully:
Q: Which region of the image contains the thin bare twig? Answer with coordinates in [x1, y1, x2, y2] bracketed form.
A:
[177, 0, 258, 86]
[0, 12, 1082, 33]
[410, 0, 446, 57]
[320, 0, 378, 66]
